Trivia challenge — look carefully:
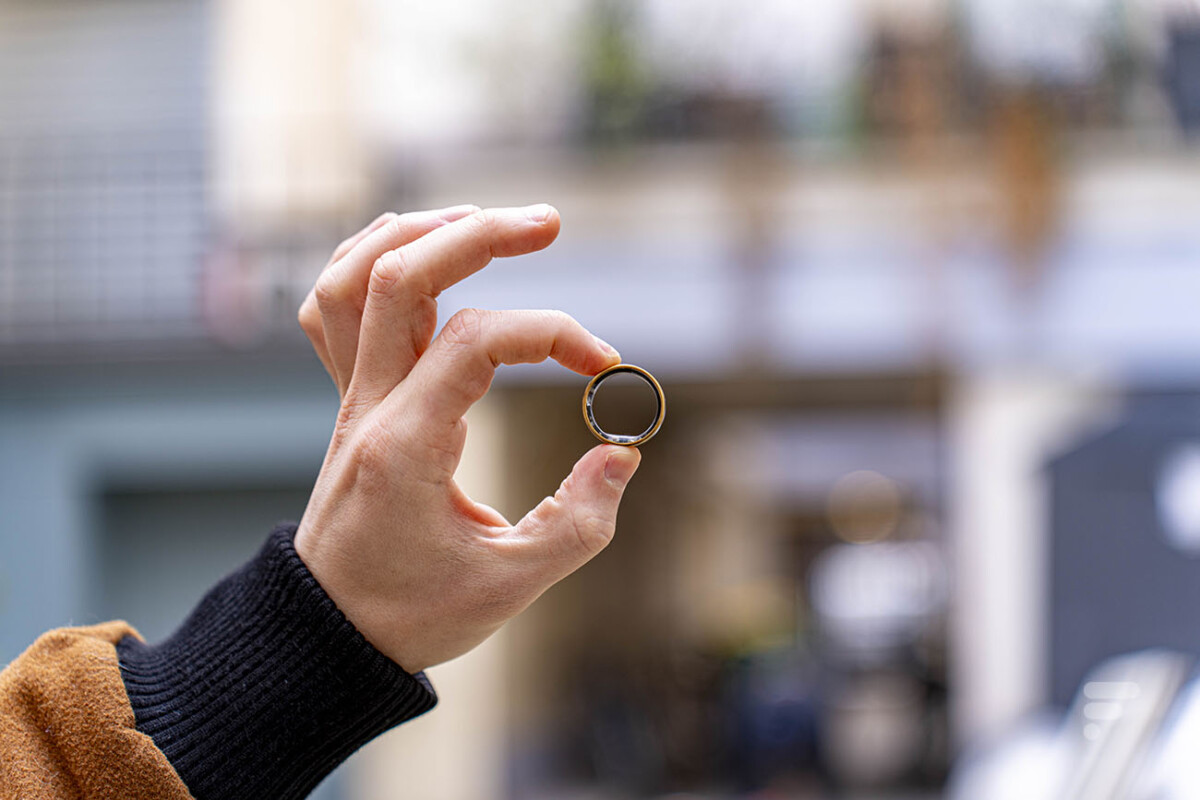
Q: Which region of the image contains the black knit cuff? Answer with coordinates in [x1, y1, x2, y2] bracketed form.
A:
[117, 523, 437, 800]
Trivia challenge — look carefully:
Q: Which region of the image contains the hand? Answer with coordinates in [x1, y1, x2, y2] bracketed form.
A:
[294, 204, 642, 672]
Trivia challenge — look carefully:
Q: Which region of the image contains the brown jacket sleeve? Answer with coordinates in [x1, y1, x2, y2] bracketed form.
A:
[1, 526, 437, 800]
[0, 621, 192, 800]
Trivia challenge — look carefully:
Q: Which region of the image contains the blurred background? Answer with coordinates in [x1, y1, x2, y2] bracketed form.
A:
[4, 0, 1200, 797]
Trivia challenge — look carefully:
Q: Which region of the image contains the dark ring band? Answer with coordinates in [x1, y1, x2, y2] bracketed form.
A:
[582, 363, 666, 446]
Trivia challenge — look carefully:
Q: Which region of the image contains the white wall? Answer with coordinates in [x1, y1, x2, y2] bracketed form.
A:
[948, 368, 1116, 745]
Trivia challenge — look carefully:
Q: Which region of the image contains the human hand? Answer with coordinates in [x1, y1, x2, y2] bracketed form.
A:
[294, 205, 642, 672]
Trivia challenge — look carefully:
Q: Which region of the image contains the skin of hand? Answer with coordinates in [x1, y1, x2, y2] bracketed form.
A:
[294, 204, 641, 673]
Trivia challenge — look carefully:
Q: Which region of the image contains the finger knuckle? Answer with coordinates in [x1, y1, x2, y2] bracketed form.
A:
[443, 307, 487, 346]
[367, 249, 411, 302]
[543, 309, 576, 330]
[313, 269, 347, 310]
[470, 208, 499, 235]
[297, 298, 319, 331]
[384, 213, 408, 242]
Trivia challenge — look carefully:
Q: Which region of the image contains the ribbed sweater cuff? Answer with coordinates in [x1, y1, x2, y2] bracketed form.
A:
[116, 523, 437, 800]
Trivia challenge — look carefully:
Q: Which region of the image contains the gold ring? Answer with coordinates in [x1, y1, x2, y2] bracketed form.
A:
[582, 363, 665, 446]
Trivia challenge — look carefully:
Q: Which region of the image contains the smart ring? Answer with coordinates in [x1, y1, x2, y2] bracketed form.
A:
[582, 363, 665, 446]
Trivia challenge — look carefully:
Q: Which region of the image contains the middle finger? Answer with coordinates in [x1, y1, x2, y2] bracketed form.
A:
[349, 204, 561, 403]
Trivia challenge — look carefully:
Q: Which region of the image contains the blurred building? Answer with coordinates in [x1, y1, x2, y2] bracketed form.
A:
[4, 1, 1200, 799]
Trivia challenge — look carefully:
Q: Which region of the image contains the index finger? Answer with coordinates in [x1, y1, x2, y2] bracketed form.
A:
[402, 308, 620, 429]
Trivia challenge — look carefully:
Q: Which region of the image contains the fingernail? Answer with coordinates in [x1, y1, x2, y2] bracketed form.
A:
[524, 203, 555, 224]
[604, 448, 640, 487]
[438, 204, 480, 222]
[592, 334, 619, 360]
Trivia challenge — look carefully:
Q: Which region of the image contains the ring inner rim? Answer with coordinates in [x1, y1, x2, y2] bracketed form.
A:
[585, 366, 663, 445]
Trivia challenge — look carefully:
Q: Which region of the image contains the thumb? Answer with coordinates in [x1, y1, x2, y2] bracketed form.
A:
[517, 444, 641, 572]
